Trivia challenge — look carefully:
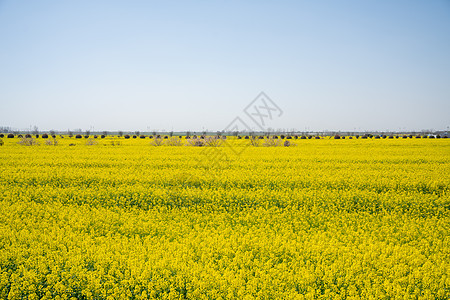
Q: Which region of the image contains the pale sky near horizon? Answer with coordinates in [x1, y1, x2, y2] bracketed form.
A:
[1, 0, 449, 132]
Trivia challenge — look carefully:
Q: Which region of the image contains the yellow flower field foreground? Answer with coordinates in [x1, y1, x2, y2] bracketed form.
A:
[0, 137, 449, 299]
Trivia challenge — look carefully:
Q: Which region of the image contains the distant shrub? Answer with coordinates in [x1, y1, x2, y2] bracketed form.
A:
[18, 134, 23, 138]
[315, 136, 321, 139]
[300, 136, 306, 139]
[41, 134, 48, 139]
[75, 134, 82, 139]
[263, 137, 282, 147]
[45, 139, 58, 146]
[25, 134, 32, 138]
[7, 134, 14, 138]
[85, 138, 98, 146]
[205, 137, 223, 147]
[94, 135, 98, 139]
[187, 138, 205, 147]
[18, 137, 38, 146]
[0, 134, 4, 138]
[151, 137, 164, 146]
[140, 135, 146, 139]
[132, 135, 137, 139]
[52, 135, 56, 139]
[334, 135, 341, 139]
[101, 135, 106, 139]
[166, 137, 183, 146]
[249, 137, 261, 147]
[124, 135, 130, 139]
[164, 136, 169, 139]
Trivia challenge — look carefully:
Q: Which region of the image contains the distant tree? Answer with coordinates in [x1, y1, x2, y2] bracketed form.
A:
[118, 131, 123, 137]
[32, 126, 39, 135]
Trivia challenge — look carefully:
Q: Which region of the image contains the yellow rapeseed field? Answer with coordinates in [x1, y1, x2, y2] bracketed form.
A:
[0, 136, 449, 299]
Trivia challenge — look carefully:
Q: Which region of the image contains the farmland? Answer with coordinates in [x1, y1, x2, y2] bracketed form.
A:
[0, 137, 449, 299]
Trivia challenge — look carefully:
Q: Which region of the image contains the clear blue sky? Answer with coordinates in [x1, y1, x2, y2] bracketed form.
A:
[1, 0, 449, 132]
